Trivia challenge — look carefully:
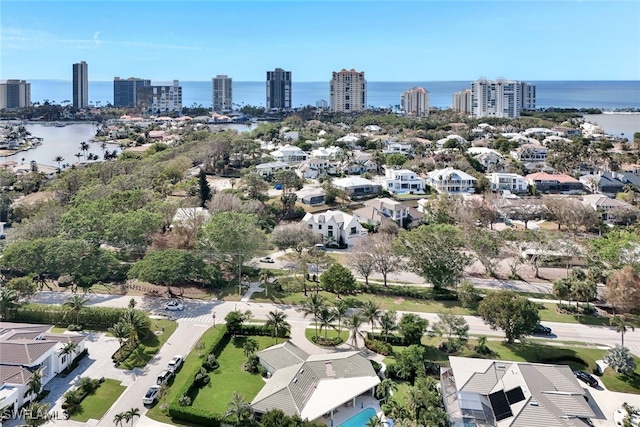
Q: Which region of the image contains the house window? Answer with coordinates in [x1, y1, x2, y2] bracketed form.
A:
[61, 355, 67, 364]
[318, 224, 322, 230]
[328, 231, 333, 238]
[308, 224, 313, 229]
[350, 227, 357, 235]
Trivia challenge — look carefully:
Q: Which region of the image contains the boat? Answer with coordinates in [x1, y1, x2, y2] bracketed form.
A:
[54, 122, 66, 127]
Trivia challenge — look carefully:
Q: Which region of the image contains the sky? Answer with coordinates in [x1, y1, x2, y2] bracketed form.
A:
[1, 1, 639, 82]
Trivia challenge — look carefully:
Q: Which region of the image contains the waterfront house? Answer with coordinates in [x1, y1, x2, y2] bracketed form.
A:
[302, 210, 367, 247]
[487, 172, 528, 194]
[525, 172, 583, 194]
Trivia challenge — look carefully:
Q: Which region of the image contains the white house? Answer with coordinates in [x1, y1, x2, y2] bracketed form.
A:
[427, 167, 477, 194]
[582, 194, 637, 222]
[310, 146, 343, 160]
[341, 151, 377, 175]
[269, 144, 308, 163]
[487, 172, 528, 193]
[436, 134, 468, 148]
[302, 210, 367, 247]
[296, 158, 336, 179]
[364, 124, 381, 133]
[0, 322, 86, 415]
[382, 140, 413, 155]
[252, 342, 380, 425]
[256, 161, 291, 177]
[381, 167, 425, 194]
[332, 176, 381, 196]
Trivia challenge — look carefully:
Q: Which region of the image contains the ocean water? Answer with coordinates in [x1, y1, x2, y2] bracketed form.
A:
[28, 80, 640, 111]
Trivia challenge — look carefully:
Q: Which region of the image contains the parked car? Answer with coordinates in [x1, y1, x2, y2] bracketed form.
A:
[314, 244, 327, 251]
[164, 300, 184, 311]
[531, 323, 552, 335]
[157, 369, 174, 385]
[574, 370, 598, 387]
[259, 256, 275, 263]
[143, 385, 161, 405]
[167, 355, 184, 373]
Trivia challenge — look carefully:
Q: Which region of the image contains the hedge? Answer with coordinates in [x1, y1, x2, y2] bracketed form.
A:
[8, 303, 143, 329]
[367, 332, 408, 346]
[168, 325, 279, 426]
[361, 284, 457, 301]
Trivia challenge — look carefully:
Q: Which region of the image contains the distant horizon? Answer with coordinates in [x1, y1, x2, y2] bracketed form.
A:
[2, 1, 639, 81]
[20, 79, 640, 83]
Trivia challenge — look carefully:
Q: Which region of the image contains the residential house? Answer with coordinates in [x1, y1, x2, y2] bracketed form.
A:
[251, 341, 380, 424]
[302, 210, 367, 246]
[382, 140, 413, 156]
[487, 173, 528, 194]
[541, 135, 572, 147]
[579, 171, 640, 195]
[436, 134, 468, 148]
[353, 197, 410, 226]
[364, 124, 381, 134]
[441, 356, 597, 427]
[468, 148, 505, 171]
[525, 173, 583, 194]
[341, 151, 377, 175]
[582, 194, 637, 222]
[510, 144, 548, 163]
[332, 176, 381, 196]
[270, 144, 308, 163]
[310, 146, 343, 160]
[256, 161, 291, 177]
[551, 126, 581, 137]
[382, 167, 426, 194]
[336, 133, 362, 148]
[295, 188, 326, 206]
[427, 167, 477, 194]
[296, 158, 336, 179]
[0, 322, 86, 415]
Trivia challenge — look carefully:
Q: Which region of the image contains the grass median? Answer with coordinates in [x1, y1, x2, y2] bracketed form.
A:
[69, 379, 126, 422]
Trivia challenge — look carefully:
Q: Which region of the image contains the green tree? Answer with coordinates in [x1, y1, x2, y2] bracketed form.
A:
[243, 338, 259, 358]
[265, 310, 290, 344]
[379, 310, 398, 342]
[588, 229, 640, 270]
[127, 249, 216, 290]
[332, 299, 350, 335]
[25, 369, 43, 402]
[224, 392, 253, 423]
[385, 153, 407, 167]
[103, 209, 164, 249]
[611, 316, 636, 347]
[23, 401, 50, 427]
[398, 313, 429, 345]
[109, 320, 133, 347]
[478, 291, 540, 343]
[319, 263, 357, 298]
[63, 294, 90, 326]
[113, 412, 126, 427]
[433, 313, 469, 348]
[362, 300, 382, 334]
[316, 306, 337, 339]
[198, 169, 212, 208]
[225, 310, 253, 336]
[604, 345, 636, 375]
[239, 170, 270, 201]
[270, 222, 317, 254]
[394, 224, 472, 289]
[375, 378, 398, 402]
[347, 312, 364, 349]
[4, 276, 38, 301]
[301, 294, 326, 337]
[0, 287, 20, 320]
[457, 281, 480, 309]
[553, 278, 572, 307]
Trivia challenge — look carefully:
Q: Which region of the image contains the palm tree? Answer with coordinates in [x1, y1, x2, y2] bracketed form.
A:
[54, 155, 64, 170]
[265, 310, 290, 344]
[317, 306, 337, 339]
[332, 299, 350, 335]
[243, 337, 259, 358]
[347, 313, 364, 349]
[120, 309, 150, 344]
[259, 269, 274, 298]
[365, 415, 385, 427]
[379, 310, 398, 342]
[224, 392, 253, 423]
[113, 412, 126, 427]
[362, 300, 382, 335]
[301, 294, 325, 337]
[63, 294, 90, 326]
[0, 287, 20, 320]
[611, 316, 635, 347]
[79, 141, 90, 159]
[375, 378, 398, 402]
[23, 401, 50, 427]
[125, 408, 140, 426]
[109, 320, 132, 347]
[60, 341, 78, 362]
[74, 152, 82, 163]
[25, 369, 43, 402]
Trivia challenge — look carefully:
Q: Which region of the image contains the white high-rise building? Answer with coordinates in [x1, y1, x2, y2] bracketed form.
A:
[330, 69, 367, 112]
[452, 89, 472, 114]
[72, 61, 88, 109]
[0, 80, 31, 109]
[471, 78, 535, 118]
[149, 80, 182, 113]
[401, 87, 429, 117]
[212, 75, 232, 112]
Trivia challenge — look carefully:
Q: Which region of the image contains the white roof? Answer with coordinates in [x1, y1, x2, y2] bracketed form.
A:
[300, 376, 380, 420]
[428, 167, 477, 182]
[332, 176, 377, 188]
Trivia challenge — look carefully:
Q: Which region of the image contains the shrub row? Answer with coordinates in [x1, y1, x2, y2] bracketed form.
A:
[8, 303, 142, 329]
[367, 332, 409, 346]
[361, 284, 458, 301]
[312, 336, 344, 346]
[238, 324, 289, 338]
[364, 338, 393, 356]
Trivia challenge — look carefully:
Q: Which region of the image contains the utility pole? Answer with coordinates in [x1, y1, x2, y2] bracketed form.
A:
[238, 250, 242, 296]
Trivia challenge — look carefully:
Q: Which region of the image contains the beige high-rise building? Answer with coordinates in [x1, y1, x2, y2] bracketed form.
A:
[401, 87, 429, 117]
[0, 80, 31, 109]
[212, 75, 232, 112]
[452, 89, 472, 114]
[330, 69, 367, 112]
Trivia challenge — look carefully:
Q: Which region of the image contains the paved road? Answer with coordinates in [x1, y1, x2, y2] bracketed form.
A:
[30, 291, 640, 426]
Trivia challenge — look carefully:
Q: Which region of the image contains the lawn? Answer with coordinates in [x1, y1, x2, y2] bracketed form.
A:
[191, 335, 275, 414]
[119, 319, 177, 370]
[69, 379, 126, 422]
[537, 302, 610, 326]
[304, 327, 350, 345]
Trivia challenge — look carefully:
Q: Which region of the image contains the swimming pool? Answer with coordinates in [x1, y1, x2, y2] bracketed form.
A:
[338, 407, 377, 427]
